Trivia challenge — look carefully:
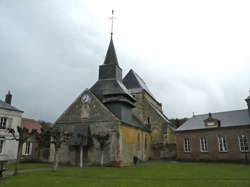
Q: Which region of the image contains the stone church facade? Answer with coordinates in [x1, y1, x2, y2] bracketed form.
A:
[50, 36, 175, 167]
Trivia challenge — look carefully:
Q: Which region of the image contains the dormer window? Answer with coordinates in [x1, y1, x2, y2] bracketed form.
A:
[204, 113, 220, 128]
[207, 122, 215, 126]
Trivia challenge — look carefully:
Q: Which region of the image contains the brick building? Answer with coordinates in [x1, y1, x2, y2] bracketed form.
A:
[21, 118, 42, 161]
[176, 94, 250, 162]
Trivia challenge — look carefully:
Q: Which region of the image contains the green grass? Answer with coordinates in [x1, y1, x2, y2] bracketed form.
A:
[2, 161, 250, 187]
[4, 162, 51, 171]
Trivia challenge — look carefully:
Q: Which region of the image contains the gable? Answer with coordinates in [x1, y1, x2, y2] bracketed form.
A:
[123, 69, 153, 97]
[55, 89, 118, 124]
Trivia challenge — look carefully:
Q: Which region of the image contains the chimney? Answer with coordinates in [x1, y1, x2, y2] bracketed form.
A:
[5, 91, 12, 105]
[245, 92, 250, 116]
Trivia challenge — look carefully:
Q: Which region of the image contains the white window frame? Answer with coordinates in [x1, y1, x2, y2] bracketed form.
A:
[218, 136, 227, 152]
[183, 137, 191, 152]
[0, 117, 7, 129]
[238, 135, 249, 152]
[23, 142, 33, 155]
[200, 136, 208, 152]
[0, 140, 4, 154]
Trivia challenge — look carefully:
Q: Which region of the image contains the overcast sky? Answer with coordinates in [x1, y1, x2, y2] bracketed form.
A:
[0, 0, 250, 122]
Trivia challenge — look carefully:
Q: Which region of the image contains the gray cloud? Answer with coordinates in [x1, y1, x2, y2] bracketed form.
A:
[0, 0, 249, 122]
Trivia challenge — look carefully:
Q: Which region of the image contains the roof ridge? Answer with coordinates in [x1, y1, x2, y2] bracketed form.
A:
[192, 108, 248, 117]
[130, 69, 146, 85]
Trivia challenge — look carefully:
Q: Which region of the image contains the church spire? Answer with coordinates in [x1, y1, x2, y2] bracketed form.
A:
[103, 37, 119, 66]
[98, 10, 121, 81]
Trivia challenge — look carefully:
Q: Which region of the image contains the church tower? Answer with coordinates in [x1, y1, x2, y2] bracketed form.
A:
[90, 36, 137, 124]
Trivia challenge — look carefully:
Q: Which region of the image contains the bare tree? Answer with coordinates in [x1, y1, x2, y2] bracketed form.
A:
[93, 134, 110, 167]
[49, 127, 70, 171]
[7, 127, 36, 176]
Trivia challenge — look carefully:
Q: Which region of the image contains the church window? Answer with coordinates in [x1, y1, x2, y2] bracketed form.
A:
[0, 117, 7, 129]
[0, 140, 4, 153]
[200, 136, 208, 152]
[238, 135, 249, 152]
[145, 135, 147, 150]
[147, 117, 150, 124]
[183, 137, 191, 152]
[218, 136, 227, 152]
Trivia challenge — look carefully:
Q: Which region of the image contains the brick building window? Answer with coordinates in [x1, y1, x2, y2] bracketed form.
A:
[0, 140, 4, 153]
[200, 136, 208, 152]
[218, 136, 227, 152]
[0, 117, 7, 129]
[238, 135, 249, 152]
[183, 137, 191, 152]
[23, 142, 33, 155]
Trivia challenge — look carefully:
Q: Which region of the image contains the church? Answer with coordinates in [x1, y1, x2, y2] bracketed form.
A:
[50, 35, 175, 167]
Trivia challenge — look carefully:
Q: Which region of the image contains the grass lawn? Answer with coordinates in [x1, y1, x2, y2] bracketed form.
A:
[4, 162, 51, 171]
[1, 161, 250, 187]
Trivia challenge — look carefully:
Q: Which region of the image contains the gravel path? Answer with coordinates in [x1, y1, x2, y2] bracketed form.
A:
[3, 168, 51, 177]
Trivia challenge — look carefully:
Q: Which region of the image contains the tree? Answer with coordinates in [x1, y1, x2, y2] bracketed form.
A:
[93, 134, 110, 167]
[38, 120, 52, 129]
[169, 118, 188, 128]
[35, 127, 51, 160]
[7, 127, 36, 176]
[49, 127, 71, 171]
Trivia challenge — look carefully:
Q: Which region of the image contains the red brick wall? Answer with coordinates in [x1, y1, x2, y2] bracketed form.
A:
[176, 126, 250, 161]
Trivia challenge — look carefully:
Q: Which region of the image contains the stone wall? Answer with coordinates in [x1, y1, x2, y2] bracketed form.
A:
[51, 89, 121, 166]
[56, 89, 118, 124]
[118, 124, 151, 166]
[131, 91, 176, 159]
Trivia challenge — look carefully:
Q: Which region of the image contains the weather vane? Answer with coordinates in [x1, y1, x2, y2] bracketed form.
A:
[109, 10, 116, 37]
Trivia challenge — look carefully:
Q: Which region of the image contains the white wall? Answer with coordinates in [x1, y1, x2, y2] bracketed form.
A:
[0, 108, 22, 161]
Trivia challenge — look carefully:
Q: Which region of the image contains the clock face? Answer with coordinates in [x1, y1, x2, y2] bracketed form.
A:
[81, 94, 90, 103]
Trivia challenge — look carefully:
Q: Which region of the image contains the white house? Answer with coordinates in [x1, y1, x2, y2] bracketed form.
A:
[0, 91, 23, 162]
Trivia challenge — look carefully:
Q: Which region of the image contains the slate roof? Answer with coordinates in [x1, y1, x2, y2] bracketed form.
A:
[123, 69, 154, 97]
[148, 102, 170, 123]
[90, 37, 144, 130]
[147, 102, 175, 133]
[0, 100, 23, 112]
[91, 79, 135, 101]
[103, 37, 119, 66]
[176, 109, 250, 132]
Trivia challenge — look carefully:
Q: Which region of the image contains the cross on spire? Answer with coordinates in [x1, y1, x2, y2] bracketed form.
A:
[109, 10, 116, 37]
